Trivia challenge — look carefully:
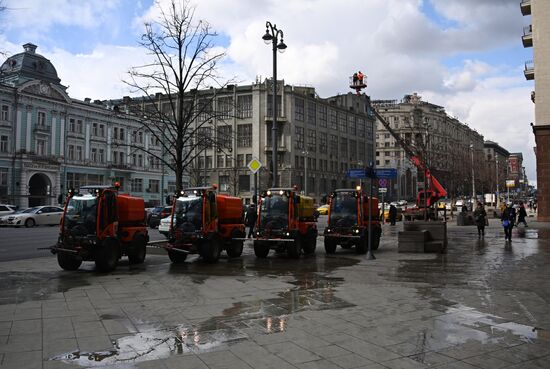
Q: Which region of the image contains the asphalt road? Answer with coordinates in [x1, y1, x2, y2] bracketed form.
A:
[0, 225, 167, 262]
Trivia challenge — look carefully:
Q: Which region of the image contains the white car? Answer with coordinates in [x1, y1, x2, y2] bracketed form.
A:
[0, 204, 17, 217]
[0, 206, 64, 227]
[158, 215, 173, 238]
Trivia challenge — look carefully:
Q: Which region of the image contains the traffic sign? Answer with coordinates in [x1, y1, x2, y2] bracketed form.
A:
[347, 169, 367, 178]
[376, 168, 397, 179]
[378, 188, 388, 193]
[378, 179, 388, 187]
[247, 158, 262, 174]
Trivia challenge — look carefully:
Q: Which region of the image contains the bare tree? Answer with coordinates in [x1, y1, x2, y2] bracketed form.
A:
[119, 0, 235, 191]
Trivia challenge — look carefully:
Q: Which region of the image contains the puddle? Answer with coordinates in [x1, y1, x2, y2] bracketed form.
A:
[51, 324, 247, 367]
[0, 271, 90, 305]
[52, 272, 355, 367]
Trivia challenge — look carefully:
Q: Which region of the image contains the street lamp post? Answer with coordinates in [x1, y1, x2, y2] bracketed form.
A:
[302, 150, 308, 195]
[470, 142, 475, 207]
[262, 21, 287, 188]
[495, 157, 499, 208]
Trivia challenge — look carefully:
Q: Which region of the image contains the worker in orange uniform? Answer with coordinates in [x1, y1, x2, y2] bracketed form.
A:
[357, 71, 364, 85]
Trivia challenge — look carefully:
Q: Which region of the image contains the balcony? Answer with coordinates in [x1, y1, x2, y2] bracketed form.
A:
[524, 60, 534, 80]
[33, 124, 51, 133]
[521, 0, 531, 16]
[522, 25, 532, 48]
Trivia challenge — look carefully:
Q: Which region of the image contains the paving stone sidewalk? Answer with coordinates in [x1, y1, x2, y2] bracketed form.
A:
[0, 219, 549, 369]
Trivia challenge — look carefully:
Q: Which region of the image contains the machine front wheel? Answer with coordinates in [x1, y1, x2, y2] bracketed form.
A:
[253, 241, 269, 258]
[128, 234, 147, 264]
[57, 252, 82, 271]
[168, 249, 188, 263]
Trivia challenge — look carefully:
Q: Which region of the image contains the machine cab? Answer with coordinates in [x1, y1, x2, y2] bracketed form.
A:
[328, 189, 360, 229]
[61, 186, 118, 239]
[171, 187, 218, 235]
[258, 189, 293, 234]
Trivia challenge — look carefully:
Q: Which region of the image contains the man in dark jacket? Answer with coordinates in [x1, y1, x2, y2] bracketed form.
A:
[517, 202, 528, 227]
[245, 204, 257, 238]
[388, 204, 397, 226]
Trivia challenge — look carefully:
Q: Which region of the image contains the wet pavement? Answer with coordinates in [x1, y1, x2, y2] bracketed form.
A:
[0, 219, 549, 368]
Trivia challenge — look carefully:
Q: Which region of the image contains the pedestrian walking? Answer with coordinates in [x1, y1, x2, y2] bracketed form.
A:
[473, 202, 487, 238]
[501, 202, 516, 242]
[245, 204, 257, 238]
[517, 202, 528, 227]
[388, 204, 397, 226]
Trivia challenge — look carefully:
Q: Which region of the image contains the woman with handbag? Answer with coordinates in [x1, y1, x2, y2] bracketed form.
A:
[501, 202, 516, 242]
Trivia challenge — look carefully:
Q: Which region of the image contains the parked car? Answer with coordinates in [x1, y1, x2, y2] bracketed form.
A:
[0, 206, 64, 227]
[158, 215, 173, 238]
[0, 204, 17, 217]
[146, 206, 164, 225]
[317, 204, 330, 215]
[148, 206, 172, 228]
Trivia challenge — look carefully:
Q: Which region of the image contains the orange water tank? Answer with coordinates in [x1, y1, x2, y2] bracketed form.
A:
[117, 194, 146, 224]
[362, 195, 379, 222]
[216, 194, 243, 224]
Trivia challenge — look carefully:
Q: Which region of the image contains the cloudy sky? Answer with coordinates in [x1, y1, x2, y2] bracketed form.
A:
[0, 0, 536, 185]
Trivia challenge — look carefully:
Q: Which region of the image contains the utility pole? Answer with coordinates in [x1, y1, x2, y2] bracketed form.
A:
[470, 142, 475, 208]
[495, 157, 499, 208]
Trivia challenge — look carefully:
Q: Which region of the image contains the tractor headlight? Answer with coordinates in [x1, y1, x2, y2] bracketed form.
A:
[285, 232, 290, 237]
[326, 228, 331, 233]
[353, 228, 360, 234]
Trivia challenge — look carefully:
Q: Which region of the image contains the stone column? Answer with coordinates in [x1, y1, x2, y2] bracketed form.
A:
[25, 106, 32, 152]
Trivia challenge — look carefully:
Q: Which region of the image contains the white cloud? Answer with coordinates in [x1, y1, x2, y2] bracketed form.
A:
[0, 0, 537, 185]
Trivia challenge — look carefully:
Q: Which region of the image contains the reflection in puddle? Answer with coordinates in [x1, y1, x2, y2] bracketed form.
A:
[52, 325, 247, 367]
[52, 275, 353, 367]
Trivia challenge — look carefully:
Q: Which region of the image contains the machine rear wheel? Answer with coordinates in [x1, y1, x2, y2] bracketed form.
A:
[355, 236, 367, 254]
[302, 232, 317, 255]
[287, 237, 301, 259]
[227, 240, 243, 258]
[95, 239, 119, 272]
[202, 237, 221, 263]
[168, 249, 188, 263]
[128, 234, 147, 264]
[324, 239, 337, 254]
[253, 241, 269, 258]
[57, 252, 82, 271]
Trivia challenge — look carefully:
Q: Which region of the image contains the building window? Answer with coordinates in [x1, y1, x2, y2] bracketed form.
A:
[92, 122, 98, 136]
[339, 113, 347, 133]
[0, 135, 8, 153]
[237, 154, 244, 168]
[36, 139, 46, 155]
[246, 154, 252, 165]
[76, 146, 83, 161]
[218, 97, 233, 120]
[198, 99, 213, 121]
[217, 155, 224, 168]
[237, 95, 252, 118]
[267, 95, 282, 118]
[69, 118, 83, 134]
[295, 126, 304, 150]
[237, 124, 252, 148]
[307, 129, 316, 152]
[319, 105, 327, 128]
[217, 125, 232, 149]
[319, 132, 327, 152]
[0, 167, 7, 196]
[168, 181, 176, 193]
[132, 130, 144, 144]
[131, 178, 143, 192]
[149, 179, 160, 193]
[37, 111, 46, 127]
[197, 127, 212, 148]
[1, 105, 9, 121]
[349, 116, 357, 136]
[219, 175, 229, 192]
[358, 143, 365, 161]
[330, 135, 338, 155]
[307, 101, 316, 125]
[330, 109, 337, 130]
[294, 97, 304, 121]
[340, 137, 347, 157]
[225, 155, 232, 168]
[349, 139, 357, 160]
[91, 148, 98, 162]
[358, 118, 365, 138]
[239, 175, 250, 191]
[98, 149, 105, 163]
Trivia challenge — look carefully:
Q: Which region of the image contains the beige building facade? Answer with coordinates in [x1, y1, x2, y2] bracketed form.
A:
[522, 0, 550, 220]
[373, 94, 485, 201]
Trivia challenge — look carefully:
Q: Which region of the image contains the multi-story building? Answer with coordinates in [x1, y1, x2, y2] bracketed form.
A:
[483, 140, 510, 201]
[522, 0, 550, 220]
[0, 43, 175, 207]
[183, 80, 376, 204]
[508, 153, 525, 193]
[372, 94, 485, 201]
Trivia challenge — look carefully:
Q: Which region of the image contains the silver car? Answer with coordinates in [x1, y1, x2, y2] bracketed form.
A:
[0, 206, 64, 228]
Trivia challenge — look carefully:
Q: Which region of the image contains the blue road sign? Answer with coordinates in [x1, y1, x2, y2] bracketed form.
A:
[347, 168, 376, 179]
[376, 168, 397, 179]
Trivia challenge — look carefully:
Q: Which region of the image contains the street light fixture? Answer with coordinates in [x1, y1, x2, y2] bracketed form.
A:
[263, 21, 287, 187]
